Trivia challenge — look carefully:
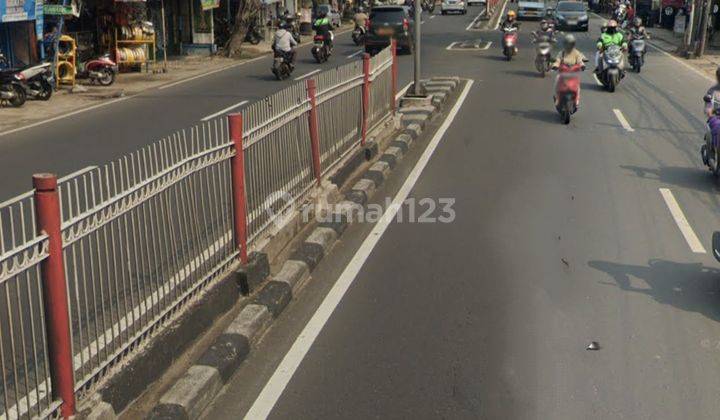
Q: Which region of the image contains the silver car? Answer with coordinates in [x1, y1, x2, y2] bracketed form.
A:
[441, 0, 467, 15]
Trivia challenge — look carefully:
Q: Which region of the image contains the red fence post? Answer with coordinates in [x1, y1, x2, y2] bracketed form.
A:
[391, 39, 398, 112]
[33, 174, 75, 418]
[361, 53, 371, 146]
[228, 114, 248, 264]
[306, 79, 322, 185]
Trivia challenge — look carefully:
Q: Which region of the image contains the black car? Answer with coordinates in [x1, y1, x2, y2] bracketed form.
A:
[365, 6, 415, 55]
[553, 1, 589, 31]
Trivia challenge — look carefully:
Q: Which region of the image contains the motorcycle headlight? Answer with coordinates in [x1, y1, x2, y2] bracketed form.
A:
[579, 15, 588, 21]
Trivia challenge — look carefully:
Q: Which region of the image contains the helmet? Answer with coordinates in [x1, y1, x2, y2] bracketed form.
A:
[318, 9, 328, 18]
[507, 10, 516, 19]
[607, 19, 618, 33]
[633, 17, 642, 27]
[540, 20, 549, 30]
[279, 21, 290, 29]
[563, 34, 576, 51]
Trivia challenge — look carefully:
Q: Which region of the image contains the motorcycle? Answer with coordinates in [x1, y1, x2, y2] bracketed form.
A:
[502, 27, 519, 61]
[597, 44, 624, 92]
[312, 34, 332, 63]
[245, 22, 264, 45]
[0, 69, 26, 108]
[272, 50, 294, 80]
[352, 25, 366, 45]
[533, 34, 554, 77]
[75, 54, 118, 86]
[554, 61, 586, 124]
[0, 54, 52, 100]
[422, 0, 436, 13]
[701, 94, 720, 176]
[628, 35, 646, 73]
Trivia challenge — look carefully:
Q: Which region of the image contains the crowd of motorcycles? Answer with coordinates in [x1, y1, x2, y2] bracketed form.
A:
[500, 11, 648, 124]
[0, 50, 118, 108]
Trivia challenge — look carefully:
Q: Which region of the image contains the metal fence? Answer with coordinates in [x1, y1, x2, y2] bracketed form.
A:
[0, 44, 396, 419]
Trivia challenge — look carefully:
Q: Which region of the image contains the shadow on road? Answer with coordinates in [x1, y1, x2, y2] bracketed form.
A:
[581, 81, 605, 91]
[480, 55, 512, 62]
[619, 164, 720, 193]
[506, 69, 540, 78]
[503, 108, 558, 124]
[589, 259, 720, 322]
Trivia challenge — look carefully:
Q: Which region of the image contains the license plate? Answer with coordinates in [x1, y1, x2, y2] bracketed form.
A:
[567, 19, 577, 25]
[377, 28, 394, 36]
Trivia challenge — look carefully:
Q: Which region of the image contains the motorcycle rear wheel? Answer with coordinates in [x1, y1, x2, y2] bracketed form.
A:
[9, 85, 26, 108]
[36, 80, 52, 101]
[97, 69, 115, 86]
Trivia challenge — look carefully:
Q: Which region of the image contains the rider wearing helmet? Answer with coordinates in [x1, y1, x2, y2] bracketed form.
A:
[595, 19, 627, 73]
[313, 9, 333, 50]
[553, 34, 586, 68]
[534, 18, 556, 42]
[501, 10, 520, 31]
[628, 17, 649, 39]
[354, 6, 369, 31]
[273, 20, 298, 64]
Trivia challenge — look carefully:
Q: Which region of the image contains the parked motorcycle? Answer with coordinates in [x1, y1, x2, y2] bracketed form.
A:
[272, 51, 294, 80]
[502, 27, 519, 61]
[0, 54, 52, 100]
[422, 0, 436, 13]
[352, 25, 366, 45]
[628, 35, 647, 73]
[701, 94, 720, 176]
[597, 44, 624, 92]
[312, 34, 332, 63]
[533, 34, 554, 77]
[75, 54, 118, 86]
[553, 61, 586, 124]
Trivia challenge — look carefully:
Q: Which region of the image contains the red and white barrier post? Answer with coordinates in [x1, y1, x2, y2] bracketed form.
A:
[306, 79, 322, 185]
[228, 114, 248, 264]
[33, 173, 75, 418]
[391, 39, 398, 112]
[361, 53, 371, 146]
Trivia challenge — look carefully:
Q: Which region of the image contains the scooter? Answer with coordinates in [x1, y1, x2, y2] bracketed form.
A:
[628, 35, 646, 73]
[312, 34, 332, 63]
[533, 34, 554, 77]
[272, 50, 294, 80]
[0, 54, 52, 100]
[701, 94, 720, 176]
[352, 25, 366, 45]
[75, 54, 118, 86]
[0, 73, 26, 107]
[597, 44, 624, 92]
[502, 27, 519, 61]
[554, 61, 586, 124]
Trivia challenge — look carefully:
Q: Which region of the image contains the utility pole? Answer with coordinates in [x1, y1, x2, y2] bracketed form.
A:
[683, 0, 696, 55]
[412, 0, 423, 96]
[698, 0, 712, 56]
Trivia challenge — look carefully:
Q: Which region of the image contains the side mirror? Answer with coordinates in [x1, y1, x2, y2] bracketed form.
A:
[704, 94, 713, 103]
[713, 231, 720, 262]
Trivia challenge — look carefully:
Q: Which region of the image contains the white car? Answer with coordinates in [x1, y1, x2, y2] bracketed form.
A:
[467, 0, 485, 5]
[517, 1, 546, 19]
[441, 0, 467, 14]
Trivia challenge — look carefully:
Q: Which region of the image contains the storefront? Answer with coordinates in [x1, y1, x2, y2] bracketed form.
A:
[0, 0, 43, 66]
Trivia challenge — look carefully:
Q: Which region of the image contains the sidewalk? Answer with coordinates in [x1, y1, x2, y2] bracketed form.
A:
[647, 25, 720, 79]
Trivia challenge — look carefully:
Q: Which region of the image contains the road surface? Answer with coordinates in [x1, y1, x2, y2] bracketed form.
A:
[199, 10, 720, 420]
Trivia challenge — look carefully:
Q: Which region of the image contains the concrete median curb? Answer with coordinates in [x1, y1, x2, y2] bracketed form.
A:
[144, 77, 461, 420]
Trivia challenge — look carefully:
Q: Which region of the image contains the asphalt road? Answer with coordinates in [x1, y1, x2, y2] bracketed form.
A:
[201, 9, 720, 420]
[0, 29, 415, 200]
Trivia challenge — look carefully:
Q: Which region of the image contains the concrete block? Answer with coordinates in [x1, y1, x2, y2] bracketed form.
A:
[385, 146, 404, 162]
[363, 170, 384, 188]
[379, 153, 397, 169]
[352, 178, 376, 199]
[289, 242, 325, 271]
[225, 304, 272, 342]
[404, 123, 422, 139]
[332, 200, 364, 224]
[252, 280, 293, 317]
[345, 189, 367, 205]
[196, 334, 250, 382]
[390, 140, 409, 153]
[305, 227, 338, 253]
[235, 252, 270, 295]
[151, 366, 221, 420]
[369, 161, 391, 178]
[273, 260, 310, 291]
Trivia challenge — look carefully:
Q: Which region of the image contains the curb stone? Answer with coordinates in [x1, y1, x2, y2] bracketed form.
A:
[147, 77, 462, 420]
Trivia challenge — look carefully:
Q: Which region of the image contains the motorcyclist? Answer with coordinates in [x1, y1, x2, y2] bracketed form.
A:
[500, 10, 520, 31]
[552, 34, 586, 107]
[313, 9, 334, 51]
[354, 7, 369, 32]
[595, 19, 627, 73]
[273, 21, 298, 65]
[704, 67, 720, 152]
[628, 17, 649, 39]
[533, 19, 556, 42]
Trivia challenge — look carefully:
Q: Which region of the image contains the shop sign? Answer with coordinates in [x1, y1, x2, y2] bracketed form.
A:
[0, 0, 37, 22]
[35, 0, 42, 38]
[200, 0, 219, 10]
[43, 3, 72, 14]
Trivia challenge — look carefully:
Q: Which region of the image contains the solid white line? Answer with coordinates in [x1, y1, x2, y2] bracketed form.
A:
[466, 9, 486, 31]
[243, 79, 475, 420]
[612, 108, 634, 132]
[493, 0, 509, 30]
[396, 81, 412, 100]
[347, 50, 364, 58]
[446, 41, 459, 50]
[294, 69, 321, 81]
[659, 188, 707, 254]
[201, 100, 249, 121]
[481, 41, 493, 50]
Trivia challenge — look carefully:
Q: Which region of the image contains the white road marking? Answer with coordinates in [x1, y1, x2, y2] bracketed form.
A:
[659, 188, 707, 254]
[347, 50, 364, 58]
[493, 0, 509, 30]
[466, 9, 486, 31]
[446, 42, 459, 50]
[446, 41, 493, 51]
[294, 69, 321, 80]
[480, 41, 492, 50]
[612, 108, 634, 132]
[201, 100, 249, 121]
[243, 79, 475, 420]
[430, 15, 436, 19]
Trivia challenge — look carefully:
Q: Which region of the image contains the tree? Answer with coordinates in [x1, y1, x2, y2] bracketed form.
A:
[225, 0, 262, 58]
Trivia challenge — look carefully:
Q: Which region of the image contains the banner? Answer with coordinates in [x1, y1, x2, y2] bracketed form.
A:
[0, 0, 37, 22]
[200, 0, 219, 10]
